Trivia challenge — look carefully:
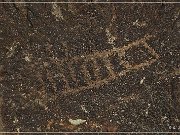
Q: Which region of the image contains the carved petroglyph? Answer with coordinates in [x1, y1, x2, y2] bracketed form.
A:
[44, 34, 159, 96]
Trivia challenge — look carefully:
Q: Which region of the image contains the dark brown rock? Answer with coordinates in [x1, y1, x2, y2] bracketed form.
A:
[0, 1, 180, 132]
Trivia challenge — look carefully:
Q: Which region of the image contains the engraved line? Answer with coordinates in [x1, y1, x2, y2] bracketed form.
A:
[48, 34, 159, 96]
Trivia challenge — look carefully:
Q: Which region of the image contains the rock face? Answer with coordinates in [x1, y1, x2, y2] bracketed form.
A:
[0, 1, 180, 132]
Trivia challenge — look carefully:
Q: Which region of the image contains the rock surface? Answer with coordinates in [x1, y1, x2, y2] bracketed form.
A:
[0, 0, 180, 132]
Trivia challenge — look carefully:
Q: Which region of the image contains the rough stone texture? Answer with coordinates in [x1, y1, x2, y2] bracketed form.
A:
[0, 1, 180, 133]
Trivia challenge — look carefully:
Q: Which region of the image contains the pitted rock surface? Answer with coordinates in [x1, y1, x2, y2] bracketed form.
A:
[0, 1, 180, 132]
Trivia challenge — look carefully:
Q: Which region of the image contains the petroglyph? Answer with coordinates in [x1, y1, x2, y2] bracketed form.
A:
[42, 34, 159, 96]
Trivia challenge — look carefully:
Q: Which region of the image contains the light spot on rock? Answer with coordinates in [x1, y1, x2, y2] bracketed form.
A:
[133, 19, 147, 28]
[25, 56, 31, 62]
[140, 77, 146, 84]
[81, 105, 88, 113]
[68, 118, 86, 126]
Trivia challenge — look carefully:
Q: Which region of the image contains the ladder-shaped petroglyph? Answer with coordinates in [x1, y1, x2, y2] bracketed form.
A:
[49, 34, 159, 96]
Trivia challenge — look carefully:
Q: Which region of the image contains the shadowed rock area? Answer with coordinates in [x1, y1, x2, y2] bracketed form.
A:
[0, 1, 180, 132]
